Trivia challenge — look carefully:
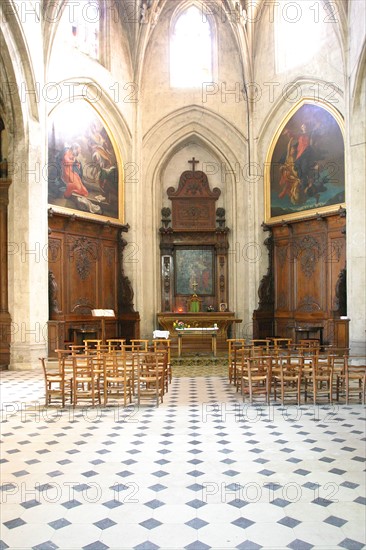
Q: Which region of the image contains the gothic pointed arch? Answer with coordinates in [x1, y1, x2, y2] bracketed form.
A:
[143, 104, 247, 172]
[139, 104, 249, 323]
[0, 7, 39, 124]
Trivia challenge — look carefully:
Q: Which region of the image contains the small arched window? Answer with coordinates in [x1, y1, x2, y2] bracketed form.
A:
[170, 5, 213, 88]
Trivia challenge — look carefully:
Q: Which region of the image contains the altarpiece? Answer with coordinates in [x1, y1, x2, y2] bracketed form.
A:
[157, 159, 239, 352]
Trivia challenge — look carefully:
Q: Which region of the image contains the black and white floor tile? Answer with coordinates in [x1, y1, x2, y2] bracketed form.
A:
[0, 369, 365, 550]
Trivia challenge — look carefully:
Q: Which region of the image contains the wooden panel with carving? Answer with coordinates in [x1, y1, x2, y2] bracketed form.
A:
[67, 234, 100, 315]
[48, 211, 139, 354]
[327, 215, 346, 313]
[293, 227, 326, 316]
[253, 212, 347, 346]
[274, 238, 292, 313]
[102, 244, 118, 310]
[167, 164, 220, 232]
[48, 236, 64, 316]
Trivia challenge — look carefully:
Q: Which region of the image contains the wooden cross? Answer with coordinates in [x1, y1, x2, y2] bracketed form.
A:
[188, 157, 199, 172]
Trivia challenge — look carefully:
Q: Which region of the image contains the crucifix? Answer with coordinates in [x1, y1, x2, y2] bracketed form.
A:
[191, 279, 198, 295]
[188, 157, 199, 172]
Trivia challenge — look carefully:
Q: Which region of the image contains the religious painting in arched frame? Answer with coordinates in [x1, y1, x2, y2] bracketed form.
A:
[48, 100, 124, 223]
[265, 99, 345, 224]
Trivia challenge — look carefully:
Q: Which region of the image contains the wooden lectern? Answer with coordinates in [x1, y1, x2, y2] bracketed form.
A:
[91, 309, 115, 344]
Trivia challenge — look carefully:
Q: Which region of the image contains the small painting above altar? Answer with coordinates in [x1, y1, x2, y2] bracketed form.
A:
[175, 247, 214, 296]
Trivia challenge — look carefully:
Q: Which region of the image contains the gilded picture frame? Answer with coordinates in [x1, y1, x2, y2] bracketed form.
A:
[48, 100, 124, 223]
[265, 99, 345, 224]
[174, 247, 215, 296]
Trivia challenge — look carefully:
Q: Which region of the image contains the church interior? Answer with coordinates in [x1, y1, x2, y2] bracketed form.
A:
[0, 1, 365, 549]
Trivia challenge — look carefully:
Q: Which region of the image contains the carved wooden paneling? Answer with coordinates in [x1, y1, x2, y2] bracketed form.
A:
[48, 212, 139, 353]
[68, 235, 100, 314]
[293, 232, 325, 314]
[327, 215, 346, 314]
[161, 255, 173, 312]
[48, 237, 64, 315]
[274, 239, 292, 312]
[253, 213, 347, 345]
[167, 165, 221, 231]
[102, 245, 118, 310]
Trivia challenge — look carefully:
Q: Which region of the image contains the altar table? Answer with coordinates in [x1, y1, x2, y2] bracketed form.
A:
[176, 327, 219, 357]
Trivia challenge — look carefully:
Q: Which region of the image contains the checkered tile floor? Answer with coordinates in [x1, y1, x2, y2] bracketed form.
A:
[1, 369, 365, 550]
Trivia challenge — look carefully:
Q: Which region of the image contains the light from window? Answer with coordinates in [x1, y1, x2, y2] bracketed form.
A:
[63, 0, 100, 59]
[170, 5, 212, 88]
[276, 0, 323, 73]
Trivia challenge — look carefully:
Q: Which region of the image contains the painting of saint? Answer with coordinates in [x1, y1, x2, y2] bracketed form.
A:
[48, 101, 122, 221]
[175, 248, 214, 295]
[267, 102, 345, 222]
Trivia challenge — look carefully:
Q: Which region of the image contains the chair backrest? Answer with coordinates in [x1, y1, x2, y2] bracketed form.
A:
[244, 355, 270, 370]
[131, 339, 149, 352]
[54, 348, 72, 371]
[251, 339, 269, 347]
[233, 345, 251, 361]
[250, 345, 267, 357]
[312, 353, 333, 376]
[39, 357, 48, 380]
[88, 344, 109, 355]
[84, 339, 103, 351]
[107, 339, 126, 352]
[280, 355, 303, 375]
[154, 349, 168, 367]
[299, 339, 320, 349]
[345, 355, 366, 374]
[69, 344, 86, 355]
[269, 338, 293, 350]
[122, 345, 147, 362]
[152, 339, 171, 363]
[227, 339, 246, 360]
[72, 354, 94, 375]
[103, 352, 127, 376]
[328, 353, 346, 374]
[139, 352, 160, 376]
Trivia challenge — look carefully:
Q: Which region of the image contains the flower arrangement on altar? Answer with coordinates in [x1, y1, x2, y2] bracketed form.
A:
[206, 305, 215, 312]
[173, 320, 190, 329]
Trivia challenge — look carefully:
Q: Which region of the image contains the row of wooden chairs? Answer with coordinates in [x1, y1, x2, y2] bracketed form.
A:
[40, 346, 171, 408]
[228, 345, 366, 405]
[68, 338, 171, 361]
[228, 339, 350, 367]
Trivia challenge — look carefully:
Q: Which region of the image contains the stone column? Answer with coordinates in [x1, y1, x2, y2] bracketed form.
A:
[8, 125, 49, 370]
